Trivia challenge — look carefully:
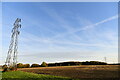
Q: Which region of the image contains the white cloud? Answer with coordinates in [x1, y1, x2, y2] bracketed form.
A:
[53, 15, 118, 39]
[20, 30, 117, 49]
[2, 4, 118, 64]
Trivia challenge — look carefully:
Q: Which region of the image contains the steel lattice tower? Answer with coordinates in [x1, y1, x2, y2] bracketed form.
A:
[5, 18, 21, 70]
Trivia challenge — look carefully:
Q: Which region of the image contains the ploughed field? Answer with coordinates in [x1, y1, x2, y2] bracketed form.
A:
[18, 65, 119, 79]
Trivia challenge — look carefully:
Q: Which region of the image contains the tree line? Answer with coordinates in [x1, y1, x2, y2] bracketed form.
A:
[48, 61, 107, 67]
[17, 62, 48, 68]
[2, 61, 107, 69]
[17, 61, 107, 68]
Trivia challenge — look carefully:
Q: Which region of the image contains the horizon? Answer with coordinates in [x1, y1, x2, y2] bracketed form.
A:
[1, 60, 118, 66]
[1, 2, 118, 65]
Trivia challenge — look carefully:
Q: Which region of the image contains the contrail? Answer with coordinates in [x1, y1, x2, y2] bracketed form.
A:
[53, 15, 118, 38]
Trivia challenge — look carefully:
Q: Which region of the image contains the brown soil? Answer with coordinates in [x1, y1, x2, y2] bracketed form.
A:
[18, 65, 120, 79]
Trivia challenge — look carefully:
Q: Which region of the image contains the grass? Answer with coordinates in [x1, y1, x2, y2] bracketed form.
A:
[19, 65, 119, 79]
[2, 65, 119, 80]
[0, 71, 1, 80]
[2, 71, 79, 80]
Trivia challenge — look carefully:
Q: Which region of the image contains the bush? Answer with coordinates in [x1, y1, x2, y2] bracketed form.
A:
[2, 65, 7, 69]
[9, 66, 16, 71]
[2, 65, 8, 72]
[17, 63, 30, 68]
[41, 62, 48, 67]
[23, 64, 30, 68]
[31, 64, 40, 67]
[17, 63, 24, 68]
[2, 65, 17, 72]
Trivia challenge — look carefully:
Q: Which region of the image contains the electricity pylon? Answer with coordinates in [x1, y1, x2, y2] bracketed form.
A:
[5, 18, 21, 70]
[104, 57, 107, 63]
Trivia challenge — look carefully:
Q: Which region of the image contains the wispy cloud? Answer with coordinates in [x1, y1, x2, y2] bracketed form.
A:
[39, 7, 117, 49]
[39, 6, 83, 41]
[53, 15, 118, 39]
[2, 3, 118, 64]
[20, 30, 117, 49]
[19, 6, 118, 51]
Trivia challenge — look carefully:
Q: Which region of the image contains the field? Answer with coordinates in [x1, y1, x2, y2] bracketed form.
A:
[18, 65, 119, 79]
[2, 65, 120, 80]
[2, 71, 78, 80]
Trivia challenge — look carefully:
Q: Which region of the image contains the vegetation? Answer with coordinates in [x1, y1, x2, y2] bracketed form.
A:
[17, 63, 24, 68]
[23, 64, 30, 68]
[41, 62, 48, 67]
[2, 66, 17, 72]
[82, 61, 107, 65]
[17, 62, 48, 68]
[2, 71, 79, 80]
[19, 65, 119, 79]
[48, 61, 106, 67]
[2, 65, 8, 72]
[2, 65, 119, 79]
[17, 63, 30, 68]
[2, 61, 107, 69]
[31, 64, 40, 67]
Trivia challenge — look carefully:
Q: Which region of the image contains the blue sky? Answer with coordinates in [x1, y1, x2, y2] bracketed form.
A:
[0, 2, 2, 65]
[1, 0, 119, 2]
[1, 2, 118, 64]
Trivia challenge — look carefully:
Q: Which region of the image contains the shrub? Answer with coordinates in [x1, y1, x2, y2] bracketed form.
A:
[2, 65, 8, 72]
[17, 63, 24, 68]
[41, 62, 48, 67]
[17, 63, 30, 68]
[2, 65, 7, 69]
[9, 66, 16, 71]
[23, 64, 30, 68]
[31, 64, 40, 67]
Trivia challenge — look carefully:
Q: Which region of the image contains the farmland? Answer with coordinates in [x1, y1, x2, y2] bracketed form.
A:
[18, 65, 119, 79]
[2, 71, 78, 80]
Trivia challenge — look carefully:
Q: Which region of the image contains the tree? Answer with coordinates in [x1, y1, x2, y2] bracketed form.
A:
[31, 64, 40, 67]
[17, 63, 24, 68]
[41, 62, 48, 67]
[2, 65, 8, 72]
[23, 64, 30, 68]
